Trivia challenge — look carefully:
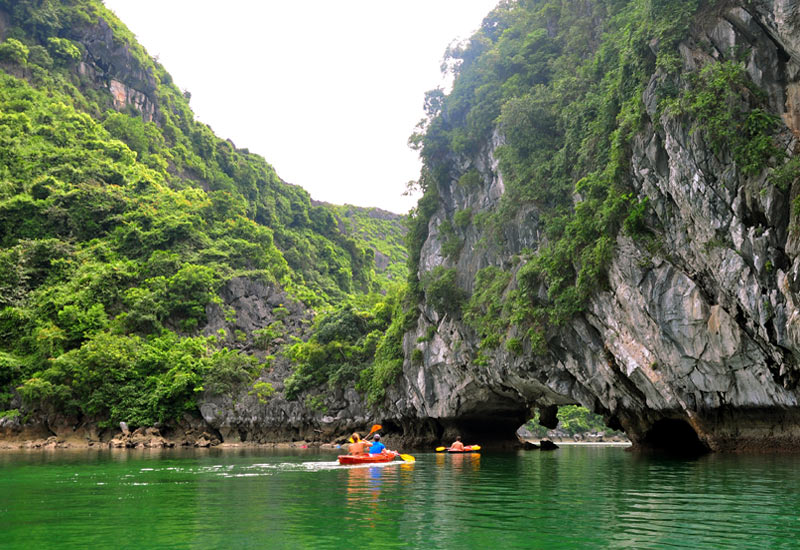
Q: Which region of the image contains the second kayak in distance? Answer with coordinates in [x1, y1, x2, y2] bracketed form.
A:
[435, 445, 481, 453]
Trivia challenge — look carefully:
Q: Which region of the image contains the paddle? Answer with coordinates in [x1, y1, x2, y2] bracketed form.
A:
[399, 453, 415, 462]
[348, 424, 382, 443]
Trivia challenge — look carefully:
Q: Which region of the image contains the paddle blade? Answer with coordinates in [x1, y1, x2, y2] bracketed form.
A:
[471, 445, 481, 451]
[399, 454, 416, 462]
[348, 423, 381, 444]
[435, 446, 446, 452]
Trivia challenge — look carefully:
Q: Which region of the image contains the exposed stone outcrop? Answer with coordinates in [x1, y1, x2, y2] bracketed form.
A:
[109, 427, 171, 448]
[0, 413, 222, 449]
[202, 277, 310, 348]
[68, 17, 158, 121]
[380, 0, 800, 452]
[196, 276, 374, 443]
[0, 6, 158, 121]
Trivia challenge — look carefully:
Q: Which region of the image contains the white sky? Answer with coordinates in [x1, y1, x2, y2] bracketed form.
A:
[103, 1, 500, 214]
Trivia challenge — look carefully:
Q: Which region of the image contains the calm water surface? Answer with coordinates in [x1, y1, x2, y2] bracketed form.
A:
[1, 445, 799, 549]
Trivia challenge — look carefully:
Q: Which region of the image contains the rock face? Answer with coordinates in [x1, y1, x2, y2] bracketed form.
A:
[68, 17, 159, 121]
[197, 277, 373, 443]
[0, 411, 221, 449]
[0, 5, 160, 122]
[382, 0, 800, 451]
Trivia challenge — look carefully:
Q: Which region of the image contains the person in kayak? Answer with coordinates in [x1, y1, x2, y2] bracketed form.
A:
[449, 437, 465, 451]
[368, 434, 386, 454]
[349, 433, 369, 455]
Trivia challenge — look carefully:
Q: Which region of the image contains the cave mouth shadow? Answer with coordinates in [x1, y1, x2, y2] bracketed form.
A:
[640, 418, 710, 456]
[431, 412, 530, 449]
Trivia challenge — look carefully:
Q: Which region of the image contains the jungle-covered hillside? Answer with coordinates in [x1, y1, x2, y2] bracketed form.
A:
[0, 0, 406, 429]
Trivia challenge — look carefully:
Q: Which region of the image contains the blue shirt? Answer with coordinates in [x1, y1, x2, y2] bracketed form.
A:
[369, 441, 386, 454]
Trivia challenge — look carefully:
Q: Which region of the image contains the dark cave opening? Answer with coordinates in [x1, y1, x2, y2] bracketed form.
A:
[455, 413, 529, 446]
[416, 410, 530, 449]
[640, 418, 709, 455]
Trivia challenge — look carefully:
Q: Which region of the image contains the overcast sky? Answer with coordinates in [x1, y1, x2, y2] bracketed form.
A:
[103, 1, 500, 214]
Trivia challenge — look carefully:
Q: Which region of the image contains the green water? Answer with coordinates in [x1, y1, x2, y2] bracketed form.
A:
[1, 445, 799, 549]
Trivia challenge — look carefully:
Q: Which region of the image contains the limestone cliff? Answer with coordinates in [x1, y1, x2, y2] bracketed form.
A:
[384, 0, 800, 452]
[197, 277, 373, 443]
[69, 17, 158, 121]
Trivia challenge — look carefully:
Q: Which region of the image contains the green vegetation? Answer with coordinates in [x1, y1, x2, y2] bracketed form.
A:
[0, 38, 29, 64]
[453, 208, 472, 229]
[422, 267, 467, 317]
[464, 266, 512, 356]
[284, 284, 411, 406]
[0, 0, 407, 425]
[327, 204, 408, 290]
[438, 219, 463, 260]
[664, 60, 782, 176]
[249, 381, 276, 404]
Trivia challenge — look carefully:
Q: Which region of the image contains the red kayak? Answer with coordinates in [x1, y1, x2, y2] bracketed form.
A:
[338, 451, 399, 465]
[447, 445, 480, 453]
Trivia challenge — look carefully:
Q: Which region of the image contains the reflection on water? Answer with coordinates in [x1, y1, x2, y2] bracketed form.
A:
[2, 447, 800, 550]
[448, 451, 480, 472]
[346, 466, 382, 528]
[435, 451, 481, 472]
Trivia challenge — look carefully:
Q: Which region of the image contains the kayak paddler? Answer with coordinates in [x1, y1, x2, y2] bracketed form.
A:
[349, 433, 369, 455]
[449, 436, 465, 451]
[368, 433, 386, 454]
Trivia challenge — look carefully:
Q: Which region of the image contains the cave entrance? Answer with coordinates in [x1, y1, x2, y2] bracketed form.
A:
[449, 412, 530, 448]
[640, 418, 709, 456]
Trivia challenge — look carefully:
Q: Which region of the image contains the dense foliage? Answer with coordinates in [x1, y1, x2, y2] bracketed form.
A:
[409, 0, 785, 357]
[664, 60, 783, 177]
[284, 284, 412, 407]
[327, 204, 408, 290]
[0, 0, 407, 426]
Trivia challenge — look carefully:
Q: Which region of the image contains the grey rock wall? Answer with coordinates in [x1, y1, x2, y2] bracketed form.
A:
[196, 277, 373, 443]
[70, 17, 158, 121]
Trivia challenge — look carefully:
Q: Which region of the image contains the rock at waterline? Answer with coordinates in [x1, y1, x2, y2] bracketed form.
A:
[539, 439, 559, 451]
